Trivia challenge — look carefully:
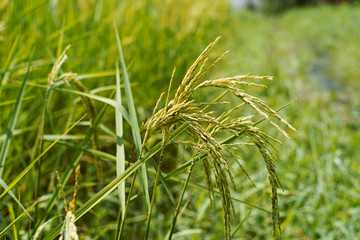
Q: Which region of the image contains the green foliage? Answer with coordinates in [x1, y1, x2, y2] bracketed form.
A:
[0, 1, 359, 240]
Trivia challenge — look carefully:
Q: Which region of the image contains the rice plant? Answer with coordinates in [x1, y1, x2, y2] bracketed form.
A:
[139, 36, 295, 239]
[0, 23, 296, 239]
[1, 1, 359, 239]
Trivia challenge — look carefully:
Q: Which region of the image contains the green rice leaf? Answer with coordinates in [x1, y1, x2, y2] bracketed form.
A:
[0, 114, 85, 200]
[52, 87, 131, 123]
[47, 140, 117, 163]
[0, 126, 37, 142]
[0, 34, 20, 92]
[43, 115, 189, 240]
[0, 197, 41, 238]
[114, 21, 150, 210]
[0, 95, 36, 107]
[33, 91, 115, 231]
[0, 178, 32, 220]
[0, 51, 33, 178]
[115, 63, 126, 220]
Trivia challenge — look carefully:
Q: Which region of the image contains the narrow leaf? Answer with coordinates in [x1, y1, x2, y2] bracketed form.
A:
[42, 97, 292, 240]
[114, 21, 150, 210]
[33, 91, 115, 231]
[49, 140, 117, 162]
[115, 64, 126, 220]
[0, 115, 86, 200]
[0, 178, 32, 220]
[52, 87, 131, 123]
[0, 197, 41, 238]
[0, 51, 33, 178]
[43, 119, 188, 240]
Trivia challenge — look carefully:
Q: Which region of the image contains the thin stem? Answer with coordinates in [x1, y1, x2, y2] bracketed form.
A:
[168, 157, 196, 239]
[117, 170, 138, 239]
[144, 143, 165, 239]
[34, 108, 45, 223]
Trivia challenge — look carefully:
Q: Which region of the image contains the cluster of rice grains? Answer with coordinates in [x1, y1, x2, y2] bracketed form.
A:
[142, 37, 296, 239]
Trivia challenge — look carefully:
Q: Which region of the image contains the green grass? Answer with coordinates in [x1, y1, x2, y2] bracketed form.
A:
[1, 1, 360, 239]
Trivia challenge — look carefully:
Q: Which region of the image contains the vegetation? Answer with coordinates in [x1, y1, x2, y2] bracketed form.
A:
[1, 0, 359, 239]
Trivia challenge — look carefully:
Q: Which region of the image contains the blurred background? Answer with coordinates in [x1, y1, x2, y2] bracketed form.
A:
[0, 0, 359, 239]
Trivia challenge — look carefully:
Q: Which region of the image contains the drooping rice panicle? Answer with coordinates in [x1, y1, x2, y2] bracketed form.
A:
[141, 37, 295, 239]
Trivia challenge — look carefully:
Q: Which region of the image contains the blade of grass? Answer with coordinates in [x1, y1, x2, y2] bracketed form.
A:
[117, 169, 138, 239]
[230, 190, 267, 239]
[31, 70, 117, 86]
[1, 35, 19, 75]
[145, 144, 166, 239]
[0, 51, 33, 178]
[48, 140, 117, 162]
[7, 203, 18, 240]
[52, 86, 131, 123]
[43, 161, 145, 240]
[56, 19, 65, 59]
[0, 95, 36, 107]
[0, 59, 53, 76]
[230, 210, 252, 239]
[55, 140, 173, 207]
[42, 97, 293, 240]
[43, 120, 188, 240]
[0, 178, 32, 220]
[115, 64, 126, 221]
[0, 35, 20, 94]
[168, 158, 196, 240]
[0, 126, 38, 142]
[16, 80, 131, 123]
[33, 216, 62, 240]
[114, 21, 150, 210]
[149, 158, 176, 206]
[168, 177, 270, 213]
[0, 114, 86, 200]
[33, 91, 115, 231]
[51, 139, 175, 208]
[0, 197, 41, 238]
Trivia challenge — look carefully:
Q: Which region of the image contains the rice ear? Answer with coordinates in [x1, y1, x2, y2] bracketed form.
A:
[142, 37, 294, 239]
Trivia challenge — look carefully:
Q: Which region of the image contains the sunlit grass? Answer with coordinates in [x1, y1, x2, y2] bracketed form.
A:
[1, 1, 359, 239]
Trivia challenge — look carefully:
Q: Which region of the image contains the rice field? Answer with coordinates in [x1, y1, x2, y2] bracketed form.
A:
[1, 1, 359, 239]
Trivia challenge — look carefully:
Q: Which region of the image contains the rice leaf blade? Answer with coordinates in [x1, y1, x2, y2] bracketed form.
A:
[0, 178, 32, 220]
[113, 21, 150, 210]
[0, 51, 33, 178]
[0, 114, 85, 200]
[0, 197, 41, 238]
[51, 87, 131, 123]
[115, 64, 126, 220]
[42, 117, 189, 240]
[0, 34, 20, 93]
[34, 91, 115, 230]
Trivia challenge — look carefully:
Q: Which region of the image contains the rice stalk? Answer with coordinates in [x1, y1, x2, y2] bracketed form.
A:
[42, 36, 294, 240]
[167, 153, 197, 240]
[114, 22, 151, 211]
[49, 45, 102, 180]
[0, 197, 41, 238]
[115, 63, 126, 232]
[0, 50, 34, 178]
[58, 165, 81, 240]
[33, 87, 113, 233]
[142, 37, 295, 239]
